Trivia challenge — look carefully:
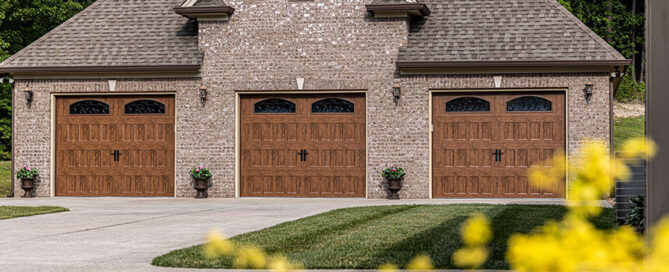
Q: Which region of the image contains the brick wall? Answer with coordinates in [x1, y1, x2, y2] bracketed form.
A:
[12, 0, 612, 198]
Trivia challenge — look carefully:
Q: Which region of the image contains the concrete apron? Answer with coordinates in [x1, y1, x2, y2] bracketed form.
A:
[0, 198, 608, 272]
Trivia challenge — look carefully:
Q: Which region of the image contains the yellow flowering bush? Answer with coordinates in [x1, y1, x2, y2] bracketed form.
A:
[203, 230, 234, 258]
[453, 137, 669, 272]
[406, 254, 434, 271]
[203, 230, 301, 271]
[452, 214, 491, 268]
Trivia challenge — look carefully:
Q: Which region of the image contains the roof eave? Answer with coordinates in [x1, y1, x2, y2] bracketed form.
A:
[366, 3, 431, 17]
[173, 6, 235, 20]
[0, 65, 202, 74]
[396, 60, 631, 68]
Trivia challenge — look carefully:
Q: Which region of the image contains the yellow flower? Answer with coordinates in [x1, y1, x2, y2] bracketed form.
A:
[453, 246, 488, 269]
[649, 217, 669, 260]
[268, 255, 301, 272]
[407, 254, 433, 271]
[529, 153, 567, 190]
[233, 246, 267, 269]
[378, 263, 399, 272]
[620, 137, 657, 160]
[461, 213, 492, 247]
[203, 230, 235, 258]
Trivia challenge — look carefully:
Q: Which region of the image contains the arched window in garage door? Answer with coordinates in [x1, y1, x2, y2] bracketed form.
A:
[69, 100, 110, 115]
[253, 98, 296, 113]
[311, 98, 355, 113]
[506, 96, 552, 112]
[445, 97, 490, 112]
[124, 100, 166, 114]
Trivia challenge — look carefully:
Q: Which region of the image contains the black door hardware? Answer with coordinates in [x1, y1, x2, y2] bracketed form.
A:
[110, 150, 123, 162]
[297, 149, 309, 162]
[492, 149, 505, 162]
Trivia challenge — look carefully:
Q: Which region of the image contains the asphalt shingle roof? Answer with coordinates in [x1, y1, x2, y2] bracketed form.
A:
[398, 0, 626, 64]
[0, 0, 625, 73]
[0, 0, 202, 72]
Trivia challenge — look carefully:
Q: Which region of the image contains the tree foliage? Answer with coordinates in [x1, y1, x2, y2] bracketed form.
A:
[559, 0, 646, 99]
[559, 0, 644, 59]
[0, 0, 94, 160]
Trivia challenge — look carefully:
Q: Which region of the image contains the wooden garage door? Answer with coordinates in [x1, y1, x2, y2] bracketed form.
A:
[240, 94, 366, 197]
[432, 92, 565, 198]
[55, 95, 175, 196]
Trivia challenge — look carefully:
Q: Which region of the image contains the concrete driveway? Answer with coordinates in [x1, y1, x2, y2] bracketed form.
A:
[0, 197, 572, 271]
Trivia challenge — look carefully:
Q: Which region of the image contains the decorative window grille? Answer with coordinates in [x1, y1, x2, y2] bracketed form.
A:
[446, 97, 490, 112]
[254, 99, 296, 113]
[507, 96, 552, 112]
[311, 98, 354, 113]
[69, 100, 110, 115]
[124, 100, 166, 114]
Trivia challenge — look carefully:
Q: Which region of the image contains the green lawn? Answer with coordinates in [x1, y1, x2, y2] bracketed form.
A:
[0, 161, 10, 197]
[153, 205, 616, 270]
[614, 116, 645, 151]
[0, 206, 69, 220]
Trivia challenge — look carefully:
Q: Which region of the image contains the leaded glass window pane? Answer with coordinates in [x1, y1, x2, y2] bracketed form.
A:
[254, 99, 296, 113]
[124, 100, 166, 114]
[507, 96, 552, 112]
[446, 97, 490, 112]
[69, 100, 110, 115]
[311, 98, 354, 113]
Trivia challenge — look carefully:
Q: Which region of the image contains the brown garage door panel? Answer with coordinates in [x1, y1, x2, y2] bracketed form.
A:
[55, 95, 175, 197]
[432, 92, 565, 198]
[240, 94, 366, 198]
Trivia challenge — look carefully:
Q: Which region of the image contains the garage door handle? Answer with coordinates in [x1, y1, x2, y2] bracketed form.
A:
[297, 150, 309, 162]
[492, 149, 504, 162]
[110, 150, 122, 162]
[110, 150, 118, 162]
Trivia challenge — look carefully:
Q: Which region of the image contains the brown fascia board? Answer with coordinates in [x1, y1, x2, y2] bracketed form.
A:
[396, 60, 632, 68]
[173, 6, 235, 19]
[365, 3, 431, 16]
[0, 65, 201, 74]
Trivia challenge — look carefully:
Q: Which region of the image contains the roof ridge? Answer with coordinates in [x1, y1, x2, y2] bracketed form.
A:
[0, 0, 105, 68]
[542, 0, 625, 60]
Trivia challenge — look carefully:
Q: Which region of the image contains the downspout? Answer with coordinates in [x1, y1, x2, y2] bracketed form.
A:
[610, 66, 627, 156]
[5, 75, 14, 197]
[610, 73, 615, 156]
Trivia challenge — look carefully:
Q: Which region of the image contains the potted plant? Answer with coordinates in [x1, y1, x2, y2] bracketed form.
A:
[381, 164, 406, 199]
[16, 165, 39, 198]
[190, 166, 213, 199]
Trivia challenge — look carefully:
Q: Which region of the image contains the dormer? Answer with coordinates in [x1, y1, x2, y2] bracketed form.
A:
[174, 0, 235, 22]
[366, 0, 431, 20]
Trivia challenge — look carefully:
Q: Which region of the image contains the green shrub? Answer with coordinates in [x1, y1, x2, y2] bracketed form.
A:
[624, 194, 645, 233]
[615, 73, 645, 103]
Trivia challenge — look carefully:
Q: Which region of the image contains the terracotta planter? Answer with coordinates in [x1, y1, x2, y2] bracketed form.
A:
[386, 178, 403, 200]
[20, 178, 36, 198]
[193, 179, 210, 199]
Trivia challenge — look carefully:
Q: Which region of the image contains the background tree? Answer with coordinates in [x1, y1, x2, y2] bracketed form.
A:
[0, 0, 94, 160]
[559, 0, 646, 84]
